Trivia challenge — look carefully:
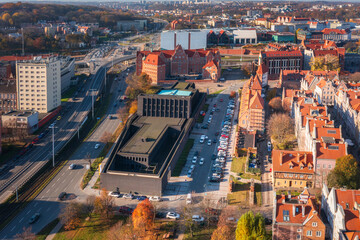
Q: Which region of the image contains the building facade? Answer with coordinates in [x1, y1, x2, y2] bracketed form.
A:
[16, 57, 61, 113]
[0, 79, 17, 114]
[1, 110, 39, 134]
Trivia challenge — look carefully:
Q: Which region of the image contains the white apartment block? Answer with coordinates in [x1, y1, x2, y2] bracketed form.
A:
[16, 57, 61, 113]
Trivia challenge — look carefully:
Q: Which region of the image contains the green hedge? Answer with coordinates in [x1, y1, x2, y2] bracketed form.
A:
[172, 138, 194, 177]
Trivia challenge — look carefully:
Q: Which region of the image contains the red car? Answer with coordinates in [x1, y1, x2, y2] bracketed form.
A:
[213, 104, 217, 107]
[32, 137, 39, 144]
[219, 99, 223, 102]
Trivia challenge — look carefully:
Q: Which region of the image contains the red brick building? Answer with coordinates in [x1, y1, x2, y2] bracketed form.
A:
[136, 45, 221, 83]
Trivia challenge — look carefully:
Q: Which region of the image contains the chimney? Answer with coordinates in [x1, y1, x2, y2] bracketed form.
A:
[280, 152, 284, 165]
[281, 194, 286, 203]
[293, 205, 296, 217]
[302, 205, 305, 217]
[297, 153, 300, 162]
[304, 153, 307, 164]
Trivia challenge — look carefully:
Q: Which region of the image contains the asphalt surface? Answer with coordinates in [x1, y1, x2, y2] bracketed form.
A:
[0, 68, 131, 240]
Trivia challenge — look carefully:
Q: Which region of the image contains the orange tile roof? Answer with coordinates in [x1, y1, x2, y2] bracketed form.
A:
[263, 50, 302, 57]
[272, 150, 314, 174]
[251, 75, 262, 90]
[249, 91, 264, 110]
[144, 54, 165, 65]
[275, 196, 317, 224]
[322, 28, 348, 35]
[316, 79, 328, 88]
[316, 142, 347, 160]
[316, 127, 341, 141]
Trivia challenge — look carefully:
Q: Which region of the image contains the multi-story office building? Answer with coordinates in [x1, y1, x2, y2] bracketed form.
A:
[16, 57, 61, 113]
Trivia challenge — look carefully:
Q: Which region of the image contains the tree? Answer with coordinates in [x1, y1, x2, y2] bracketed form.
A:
[84, 195, 96, 218]
[327, 155, 360, 189]
[211, 225, 233, 240]
[267, 113, 295, 150]
[235, 211, 265, 240]
[132, 198, 154, 233]
[268, 97, 283, 112]
[15, 226, 36, 240]
[310, 55, 340, 71]
[229, 91, 236, 99]
[129, 100, 138, 114]
[59, 202, 83, 230]
[94, 188, 114, 220]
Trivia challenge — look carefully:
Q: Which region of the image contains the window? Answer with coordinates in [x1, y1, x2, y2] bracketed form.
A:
[283, 210, 290, 222]
[307, 231, 312, 236]
[312, 222, 317, 227]
[328, 165, 332, 169]
[316, 231, 322, 237]
[297, 229, 302, 232]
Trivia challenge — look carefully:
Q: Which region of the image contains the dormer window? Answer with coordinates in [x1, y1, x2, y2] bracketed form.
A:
[300, 166, 304, 170]
[290, 165, 293, 169]
[309, 166, 312, 170]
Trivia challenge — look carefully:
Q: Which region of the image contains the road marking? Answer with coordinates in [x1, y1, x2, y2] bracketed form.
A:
[26, 210, 31, 215]
[56, 178, 60, 182]
[61, 172, 65, 176]
[46, 207, 51, 212]
[34, 202, 38, 207]
[46, 188, 50, 194]
[70, 178, 74, 183]
[10, 226, 16, 232]
[19, 217, 24, 223]
[1, 235, 7, 240]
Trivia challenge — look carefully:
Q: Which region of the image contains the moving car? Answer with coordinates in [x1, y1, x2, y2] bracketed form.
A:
[207, 140, 212, 146]
[94, 143, 100, 149]
[69, 163, 75, 170]
[199, 158, 204, 165]
[192, 156, 197, 164]
[166, 212, 180, 219]
[29, 213, 40, 224]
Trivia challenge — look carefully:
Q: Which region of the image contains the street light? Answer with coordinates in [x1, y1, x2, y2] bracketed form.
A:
[49, 123, 57, 167]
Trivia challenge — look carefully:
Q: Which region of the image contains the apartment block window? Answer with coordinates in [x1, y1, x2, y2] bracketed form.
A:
[307, 231, 312, 236]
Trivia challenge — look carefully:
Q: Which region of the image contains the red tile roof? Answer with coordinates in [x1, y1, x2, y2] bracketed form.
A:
[322, 28, 348, 35]
[144, 54, 165, 65]
[316, 142, 347, 160]
[249, 91, 264, 110]
[263, 50, 302, 57]
[272, 150, 314, 174]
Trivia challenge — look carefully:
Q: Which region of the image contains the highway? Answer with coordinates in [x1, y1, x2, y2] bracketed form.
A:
[0, 66, 131, 240]
[0, 55, 134, 204]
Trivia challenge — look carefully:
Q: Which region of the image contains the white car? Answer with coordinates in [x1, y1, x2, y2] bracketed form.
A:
[192, 156, 197, 164]
[108, 191, 121, 198]
[166, 212, 180, 219]
[190, 164, 195, 171]
[123, 193, 134, 199]
[192, 215, 205, 222]
[207, 140, 212, 146]
[69, 163, 75, 170]
[199, 158, 204, 165]
[149, 196, 162, 202]
[200, 138, 205, 143]
[267, 141, 271, 148]
[94, 143, 100, 149]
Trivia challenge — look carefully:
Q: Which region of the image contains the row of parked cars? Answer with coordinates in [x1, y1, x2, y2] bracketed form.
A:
[108, 191, 162, 202]
[210, 99, 236, 182]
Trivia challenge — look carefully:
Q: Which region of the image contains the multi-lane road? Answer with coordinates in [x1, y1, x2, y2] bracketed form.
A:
[0, 66, 131, 240]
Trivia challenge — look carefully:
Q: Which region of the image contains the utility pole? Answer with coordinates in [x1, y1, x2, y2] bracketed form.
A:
[21, 28, 25, 56]
[49, 123, 56, 167]
[90, 89, 96, 119]
[104, 68, 107, 89]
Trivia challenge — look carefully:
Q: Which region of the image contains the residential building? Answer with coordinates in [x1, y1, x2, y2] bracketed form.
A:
[136, 45, 221, 83]
[273, 190, 326, 240]
[16, 57, 61, 113]
[272, 150, 314, 189]
[321, 183, 360, 240]
[0, 61, 12, 79]
[259, 50, 303, 80]
[322, 28, 351, 41]
[238, 76, 265, 133]
[60, 56, 75, 93]
[0, 79, 17, 114]
[117, 19, 147, 31]
[1, 110, 39, 134]
[313, 79, 336, 106]
[271, 24, 295, 33]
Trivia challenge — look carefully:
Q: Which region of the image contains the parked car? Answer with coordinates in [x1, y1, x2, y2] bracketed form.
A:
[192, 156, 197, 164]
[149, 196, 162, 202]
[166, 212, 180, 219]
[108, 191, 121, 198]
[192, 215, 205, 222]
[207, 139, 212, 146]
[123, 193, 134, 199]
[58, 192, 67, 201]
[136, 196, 147, 201]
[29, 213, 40, 224]
[199, 158, 204, 165]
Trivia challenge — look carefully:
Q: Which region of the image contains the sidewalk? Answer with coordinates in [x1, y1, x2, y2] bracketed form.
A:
[45, 222, 62, 240]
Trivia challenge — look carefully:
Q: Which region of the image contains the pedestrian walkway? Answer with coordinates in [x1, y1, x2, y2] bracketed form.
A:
[45, 222, 62, 240]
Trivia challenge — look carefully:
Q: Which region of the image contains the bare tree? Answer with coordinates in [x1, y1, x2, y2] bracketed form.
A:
[15, 226, 36, 240]
[59, 202, 83, 230]
[267, 113, 295, 150]
[100, 131, 112, 144]
[94, 188, 114, 221]
[269, 97, 283, 112]
[84, 195, 96, 218]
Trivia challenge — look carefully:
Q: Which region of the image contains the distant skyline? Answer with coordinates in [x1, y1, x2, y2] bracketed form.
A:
[0, 0, 360, 2]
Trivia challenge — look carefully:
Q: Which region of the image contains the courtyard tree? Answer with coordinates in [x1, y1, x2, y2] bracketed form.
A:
[310, 55, 340, 71]
[94, 188, 114, 220]
[211, 225, 233, 240]
[132, 198, 155, 233]
[235, 211, 266, 240]
[268, 97, 283, 112]
[327, 154, 360, 189]
[267, 113, 295, 150]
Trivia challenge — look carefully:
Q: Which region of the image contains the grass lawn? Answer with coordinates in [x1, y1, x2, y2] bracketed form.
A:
[61, 86, 78, 102]
[36, 218, 60, 240]
[231, 157, 261, 181]
[172, 138, 194, 176]
[184, 225, 217, 240]
[53, 214, 124, 240]
[255, 183, 262, 206]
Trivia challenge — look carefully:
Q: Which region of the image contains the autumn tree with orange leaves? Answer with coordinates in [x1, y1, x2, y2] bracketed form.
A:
[132, 198, 154, 233]
[59, 202, 83, 230]
[94, 188, 114, 221]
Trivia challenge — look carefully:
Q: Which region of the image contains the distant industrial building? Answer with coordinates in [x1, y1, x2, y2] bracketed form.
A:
[161, 30, 208, 50]
[16, 57, 61, 113]
[101, 82, 205, 196]
[117, 20, 147, 31]
[1, 110, 39, 134]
